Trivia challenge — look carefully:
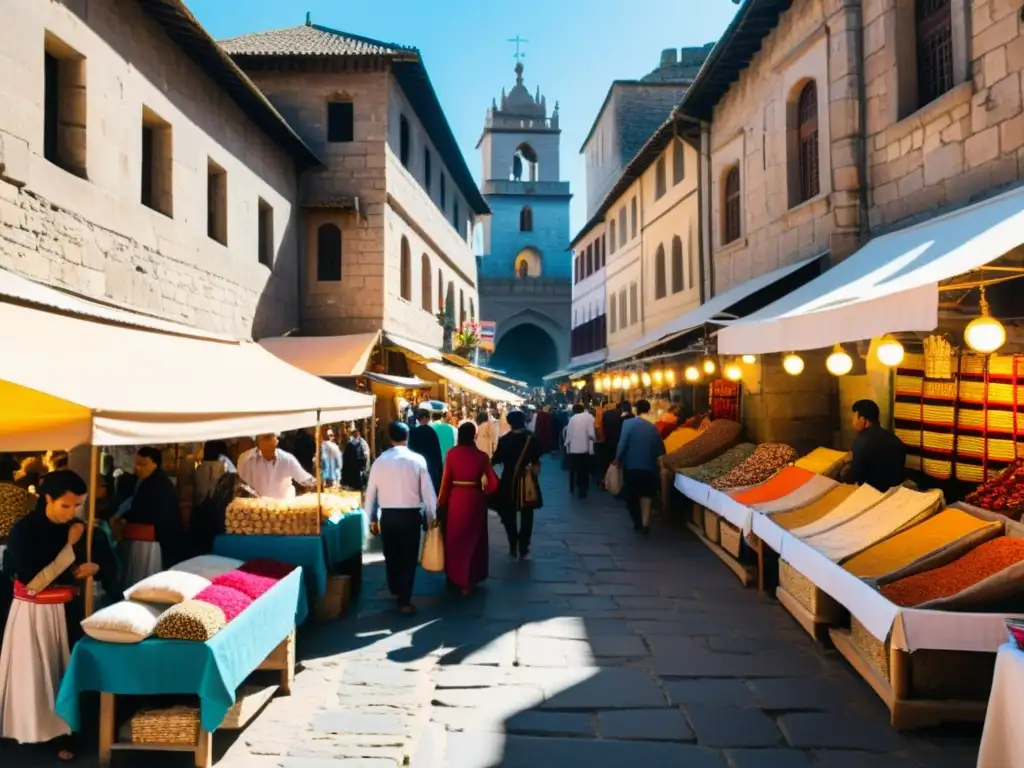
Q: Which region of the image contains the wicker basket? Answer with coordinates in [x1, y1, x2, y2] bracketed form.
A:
[703, 508, 721, 543]
[779, 561, 845, 623]
[314, 574, 351, 622]
[130, 705, 200, 745]
[849, 618, 996, 700]
[720, 520, 743, 558]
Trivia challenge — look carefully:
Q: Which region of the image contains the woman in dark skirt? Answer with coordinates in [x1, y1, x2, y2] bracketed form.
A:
[491, 410, 543, 560]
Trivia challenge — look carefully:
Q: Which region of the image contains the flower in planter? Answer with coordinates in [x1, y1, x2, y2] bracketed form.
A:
[455, 320, 481, 350]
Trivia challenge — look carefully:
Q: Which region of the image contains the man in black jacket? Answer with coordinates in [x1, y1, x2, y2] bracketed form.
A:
[408, 409, 443, 493]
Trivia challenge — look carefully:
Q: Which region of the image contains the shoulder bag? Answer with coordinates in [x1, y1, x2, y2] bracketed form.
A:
[515, 435, 540, 510]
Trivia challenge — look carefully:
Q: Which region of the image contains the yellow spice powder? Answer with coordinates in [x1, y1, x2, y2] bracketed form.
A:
[842, 508, 998, 578]
[664, 428, 700, 454]
[794, 447, 849, 476]
[773, 484, 858, 530]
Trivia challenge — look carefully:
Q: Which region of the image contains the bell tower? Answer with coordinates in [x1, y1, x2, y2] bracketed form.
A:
[475, 56, 572, 382]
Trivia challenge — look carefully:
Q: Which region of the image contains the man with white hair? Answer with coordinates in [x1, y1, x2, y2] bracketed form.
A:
[237, 433, 315, 499]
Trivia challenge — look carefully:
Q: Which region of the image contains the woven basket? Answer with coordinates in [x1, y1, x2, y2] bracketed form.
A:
[703, 508, 721, 543]
[779, 561, 845, 623]
[720, 521, 742, 558]
[131, 705, 200, 745]
[849, 619, 995, 700]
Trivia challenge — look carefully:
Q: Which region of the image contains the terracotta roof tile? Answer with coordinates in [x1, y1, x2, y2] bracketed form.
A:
[219, 23, 415, 57]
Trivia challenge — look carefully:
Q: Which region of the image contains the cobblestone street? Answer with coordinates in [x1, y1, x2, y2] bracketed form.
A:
[2, 457, 983, 767]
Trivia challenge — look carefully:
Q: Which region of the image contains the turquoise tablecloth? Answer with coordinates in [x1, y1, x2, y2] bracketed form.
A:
[56, 566, 304, 734]
[212, 511, 365, 604]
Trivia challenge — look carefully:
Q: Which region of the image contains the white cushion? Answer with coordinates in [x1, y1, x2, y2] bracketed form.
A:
[170, 555, 244, 580]
[124, 571, 210, 605]
[81, 600, 164, 644]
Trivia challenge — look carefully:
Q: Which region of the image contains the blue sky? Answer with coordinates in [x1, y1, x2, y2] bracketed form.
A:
[190, 0, 738, 234]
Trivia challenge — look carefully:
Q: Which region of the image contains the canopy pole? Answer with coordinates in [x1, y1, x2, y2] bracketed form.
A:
[84, 443, 99, 617]
[315, 410, 323, 535]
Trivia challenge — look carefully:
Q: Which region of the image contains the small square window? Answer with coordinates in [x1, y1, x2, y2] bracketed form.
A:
[258, 198, 273, 267]
[43, 33, 87, 178]
[207, 158, 228, 246]
[141, 106, 173, 217]
[327, 101, 354, 143]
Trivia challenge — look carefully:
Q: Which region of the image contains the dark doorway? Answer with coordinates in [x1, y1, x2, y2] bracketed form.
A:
[489, 323, 559, 386]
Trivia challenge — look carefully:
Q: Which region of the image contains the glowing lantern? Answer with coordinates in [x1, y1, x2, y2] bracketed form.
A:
[826, 345, 854, 376]
[685, 366, 700, 382]
[876, 337, 905, 367]
[702, 358, 716, 375]
[742, 354, 756, 364]
[783, 353, 805, 376]
[724, 363, 742, 381]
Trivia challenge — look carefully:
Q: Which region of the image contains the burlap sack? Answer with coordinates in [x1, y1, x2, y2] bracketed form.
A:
[661, 420, 741, 474]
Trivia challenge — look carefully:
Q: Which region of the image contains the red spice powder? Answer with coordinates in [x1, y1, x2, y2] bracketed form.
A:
[880, 537, 1024, 607]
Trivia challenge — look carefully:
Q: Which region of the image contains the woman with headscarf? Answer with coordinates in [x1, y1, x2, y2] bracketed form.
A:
[0, 470, 95, 761]
[438, 423, 498, 596]
[491, 410, 543, 559]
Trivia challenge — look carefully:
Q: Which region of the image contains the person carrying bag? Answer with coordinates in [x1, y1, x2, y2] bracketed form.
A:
[492, 410, 543, 560]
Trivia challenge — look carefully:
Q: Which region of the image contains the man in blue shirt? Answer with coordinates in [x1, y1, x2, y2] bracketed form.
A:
[613, 399, 665, 534]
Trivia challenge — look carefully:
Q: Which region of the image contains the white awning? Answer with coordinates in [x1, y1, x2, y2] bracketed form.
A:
[0, 298, 374, 450]
[365, 372, 429, 389]
[384, 333, 443, 362]
[542, 369, 570, 381]
[607, 254, 825, 363]
[425, 362, 525, 404]
[258, 333, 379, 377]
[718, 185, 1024, 354]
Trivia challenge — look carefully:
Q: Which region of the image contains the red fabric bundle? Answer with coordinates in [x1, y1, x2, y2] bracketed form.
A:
[213, 569, 280, 600]
[193, 585, 253, 621]
[240, 558, 297, 580]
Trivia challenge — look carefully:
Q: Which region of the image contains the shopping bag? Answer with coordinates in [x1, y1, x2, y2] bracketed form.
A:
[420, 526, 445, 573]
[604, 463, 623, 496]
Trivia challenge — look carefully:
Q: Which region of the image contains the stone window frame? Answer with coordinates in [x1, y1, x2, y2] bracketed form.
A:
[609, 220, 617, 254]
[421, 253, 432, 312]
[654, 157, 667, 200]
[399, 114, 411, 168]
[519, 205, 533, 232]
[618, 207, 627, 247]
[630, 197, 638, 240]
[722, 166, 741, 245]
[672, 139, 685, 185]
[42, 32, 87, 179]
[399, 236, 412, 302]
[653, 243, 667, 299]
[609, 293, 618, 334]
[423, 147, 432, 195]
[316, 223, 343, 283]
[206, 157, 228, 246]
[671, 235, 684, 293]
[141, 105, 173, 218]
[437, 268, 444, 311]
[257, 198, 273, 268]
[780, 35, 832, 211]
[439, 173, 447, 212]
[618, 288, 627, 329]
[795, 81, 821, 204]
[891, 0, 969, 121]
[326, 100, 354, 143]
[710, 131, 745, 253]
[586, 243, 594, 276]
[629, 282, 639, 325]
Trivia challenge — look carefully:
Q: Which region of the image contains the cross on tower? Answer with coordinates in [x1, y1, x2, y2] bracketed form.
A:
[508, 35, 528, 61]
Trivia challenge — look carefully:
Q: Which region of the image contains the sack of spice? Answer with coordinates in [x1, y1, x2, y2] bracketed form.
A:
[711, 443, 798, 491]
[678, 444, 757, 483]
[661, 420, 742, 474]
[964, 459, 1024, 520]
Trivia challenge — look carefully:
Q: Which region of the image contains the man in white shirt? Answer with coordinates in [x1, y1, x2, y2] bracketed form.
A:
[474, 411, 498, 458]
[563, 403, 596, 500]
[365, 421, 438, 615]
[237, 434, 315, 499]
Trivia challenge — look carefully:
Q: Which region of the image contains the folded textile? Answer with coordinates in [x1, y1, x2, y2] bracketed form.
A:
[804, 487, 944, 562]
[772, 485, 858, 530]
[752, 474, 840, 514]
[791, 484, 886, 539]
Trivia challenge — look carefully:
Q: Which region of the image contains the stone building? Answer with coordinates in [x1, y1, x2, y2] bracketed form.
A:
[682, 0, 1024, 450]
[476, 62, 571, 382]
[0, 0, 318, 339]
[221, 17, 488, 350]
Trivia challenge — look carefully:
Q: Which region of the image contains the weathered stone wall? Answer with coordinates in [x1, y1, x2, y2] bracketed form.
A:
[0, 0, 301, 339]
[864, 0, 1024, 229]
[708, 0, 863, 294]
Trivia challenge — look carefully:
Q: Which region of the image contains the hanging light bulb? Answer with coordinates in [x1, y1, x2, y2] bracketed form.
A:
[665, 368, 676, 386]
[612, 375, 622, 390]
[630, 372, 640, 387]
[826, 344, 854, 376]
[741, 354, 756, 364]
[724, 362, 742, 381]
[876, 336, 905, 367]
[641, 371, 652, 387]
[652, 368, 664, 385]
[685, 366, 700, 382]
[964, 286, 1006, 354]
[783, 353, 805, 376]
[593, 376, 603, 392]
[602, 375, 612, 391]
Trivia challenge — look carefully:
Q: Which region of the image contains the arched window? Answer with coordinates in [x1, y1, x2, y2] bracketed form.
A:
[723, 167, 741, 244]
[519, 206, 533, 232]
[316, 223, 342, 282]
[796, 82, 820, 204]
[437, 268, 444, 311]
[421, 253, 432, 311]
[519, 260, 529, 278]
[618, 207, 627, 246]
[446, 282, 455, 318]
[671, 236, 684, 293]
[459, 290, 465, 324]
[470, 298, 475, 320]
[672, 139, 685, 184]
[654, 244, 667, 300]
[630, 197, 638, 239]
[609, 220, 617, 254]
[689, 227, 697, 290]
[399, 114, 410, 168]
[399, 236, 412, 301]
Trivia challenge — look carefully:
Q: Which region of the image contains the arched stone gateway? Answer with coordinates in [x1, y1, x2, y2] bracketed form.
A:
[489, 322, 559, 386]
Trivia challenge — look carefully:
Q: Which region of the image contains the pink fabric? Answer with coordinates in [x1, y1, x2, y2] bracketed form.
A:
[212, 570, 279, 600]
[240, 558, 296, 580]
[194, 584, 253, 622]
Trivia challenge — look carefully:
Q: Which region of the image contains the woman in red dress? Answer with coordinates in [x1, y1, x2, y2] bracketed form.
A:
[438, 423, 499, 596]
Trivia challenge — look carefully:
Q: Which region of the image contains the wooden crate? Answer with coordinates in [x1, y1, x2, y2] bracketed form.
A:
[777, 560, 846, 640]
[830, 618, 993, 730]
[703, 508, 721, 543]
[720, 520, 743, 558]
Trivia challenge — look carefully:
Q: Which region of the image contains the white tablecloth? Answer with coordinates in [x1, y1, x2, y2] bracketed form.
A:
[978, 642, 1024, 768]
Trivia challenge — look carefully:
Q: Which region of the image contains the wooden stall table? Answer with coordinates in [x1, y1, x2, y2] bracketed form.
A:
[977, 641, 1024, 768]
[55, 567, 305, 767]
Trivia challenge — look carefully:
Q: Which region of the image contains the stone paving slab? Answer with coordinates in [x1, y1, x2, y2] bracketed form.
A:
[597, 708, 694, 741]
[684, 705, 783, 748]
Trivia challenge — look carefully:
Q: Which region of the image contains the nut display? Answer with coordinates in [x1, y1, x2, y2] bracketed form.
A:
[677, 444, 756, 483]
[711, 443, 798, 490]
[225, 492, 362, 536]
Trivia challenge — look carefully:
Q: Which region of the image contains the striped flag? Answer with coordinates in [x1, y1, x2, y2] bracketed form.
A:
[479, 321, 496, 351]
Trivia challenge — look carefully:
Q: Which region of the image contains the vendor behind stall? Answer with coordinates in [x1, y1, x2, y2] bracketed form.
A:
[117, 447, 185, 582]
[843, 399, 907, 492]
[237, 433, 316, 500]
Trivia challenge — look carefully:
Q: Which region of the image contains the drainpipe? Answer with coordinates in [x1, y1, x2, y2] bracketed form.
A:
[700, 119, 714, 302]
[852, 0, 870, 242]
